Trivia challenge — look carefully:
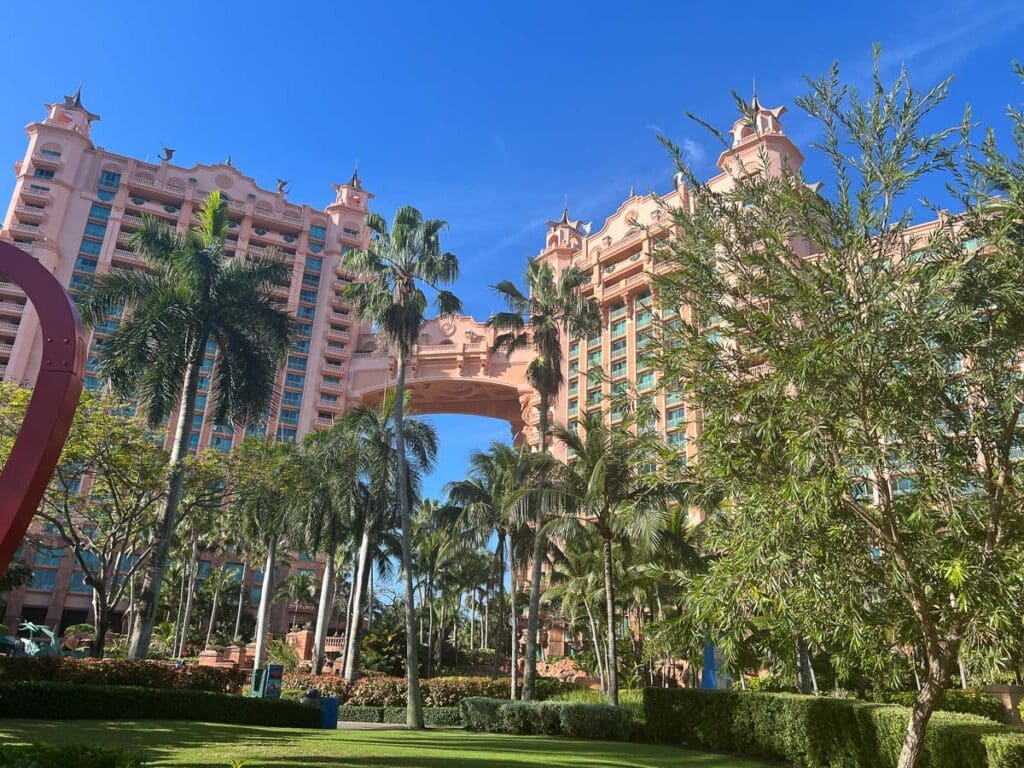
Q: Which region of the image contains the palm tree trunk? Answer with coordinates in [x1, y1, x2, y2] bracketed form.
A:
[233, 560, 247, 643]
[522, 388, 549, 701]
[171, 569, 186, 656]
[584, 601, 605, 692]
[340, 557, 358, 674]
[129, 353, 201, 659]
[492, 533, 505, 678]
[204, 571, 223, 650]
[470, 593, 476, 650]
[366, 570, 374, 632]
[253, 538, 277, 670]
[177, 532, 200, 659]
[426, 577, 435, 678]
[343, 528, 371, 680]
[312, 548, 336, 675]
[508, 537, 518, 700]
[601, 535, 619, 705]
[393, 354, 425, 729]
[437, 599, 446, 670]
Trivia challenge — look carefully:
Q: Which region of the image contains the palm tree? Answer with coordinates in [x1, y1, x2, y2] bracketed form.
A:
[489, 257, 600, 699]
[447, 442, 540, 686]
[292, 427, 359, 674]
[203, 564, 239, 649]
[79, 191, 292, 659]
[341, 206, 459, 728]
[278, 571, 319, 630]
[339, 392, 438, 682]
[231, 438, 300, 670]
[551, 411, 684, 705]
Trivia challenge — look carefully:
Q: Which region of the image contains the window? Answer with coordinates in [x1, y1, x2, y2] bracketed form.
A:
[224, 562, 244, 582]
[611, 339, 627, 358]
[88, 204, 111, 221]
[197, 560, 212, 581]
[637, 371, 654, 390]
[568, 380, 579, 394]
[611, 319, 627, 338]
[197, 376, 209, 391]
[98, 170, 122, 189]
[342, 226, 360, 237]
[276, 426, 297, 442]
[666, 408, 685, 427]
[293, 322, 312, 338]
[586, 350, 602, 366]
[69, 572, 91, 593]
[210, 436, 232, 453]
[296, 306, 315, 320]
[245, 423, 266, 438]
[33, 168, 55, 179]
[586, 389, 602, 406]
[301, 273, 320, 288]
[194, 394, 208, 410]
[568, 400, 578, 416]
[251, 588, 262, 604]
[320, 394, 338, 404]
[309, 224, 327, 241]
[636, 307, 653, 327]
[890, 476, 917, 495]
[297, 568, 315, 579]
[70, 275, 93, 292]
[327, 341, 345, 351]
[79, 239, 102, 256]
[74, 257, 98, 273]
[84, 376, 101, 390]
[287, 355, 307, 371]
[305, 257, 322, 272]
[30, 570, 58, 590]
[284, 373, 305, 389]
[610, 304, 626, 320]
[666, 391, 683, 405]
[611, 360, 627, 379]
[39, 148, 62, 159]
[33, 546, 64, 567]
[323, 376, 341, 388]
[668, 431, 687, 448]
[84, 222, 107, 238]
[298, 289, 317, 304]
[279, 409, 300, 425]
[191, 414, 204, 431]
[188, 433, 200, 450]
[282, 391, 302, 407]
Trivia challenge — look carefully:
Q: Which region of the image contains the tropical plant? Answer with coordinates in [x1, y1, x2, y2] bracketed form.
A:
[78, 190, 292, 659]
[341, 206, 460, 728]
[653, 55, 1024, 767]
[490, 257, 600, 699]
[277, 571, 319, 630]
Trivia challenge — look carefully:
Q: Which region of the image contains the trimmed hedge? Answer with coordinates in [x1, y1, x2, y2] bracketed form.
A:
[337, 705, 462, 726]
[460, 697, 633, 741]
[0, 657, 244, 694]
[0, 744, 145, 767]
[0, 682, 319, 728]
[872, 689, 1006, 723]
[284, 674, 576, 707]
[644, 688, 1024, 768]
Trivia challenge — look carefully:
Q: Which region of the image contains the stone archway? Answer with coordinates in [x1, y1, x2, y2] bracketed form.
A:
[345, 316, 537, 443]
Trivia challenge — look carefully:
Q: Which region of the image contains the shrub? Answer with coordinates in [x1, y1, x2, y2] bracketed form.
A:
[985, 734, 1024, 768]
[345, 675, 407, 707]
[423, 706, 464, 728]
[0, 682, 319, 728]
[872, 689, 1006, 723]
[497, 701, 542, 734]
[0, 744, 146, 767]
[338, 706, 383, 723]
[643, 688, 1024, 768]
[282, 673, 350, 700]
[461, 697, 504, 731]
[300, 675, 523, 707]
[559, 703, 633, 741]
[548, 688, 645, 723]
[0, 657, 244, 693]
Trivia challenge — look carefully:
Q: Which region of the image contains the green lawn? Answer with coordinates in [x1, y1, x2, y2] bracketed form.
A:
[0, 720, 773, 767]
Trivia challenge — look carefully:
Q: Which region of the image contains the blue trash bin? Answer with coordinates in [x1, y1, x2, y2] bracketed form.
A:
[320, 696, 339, 730]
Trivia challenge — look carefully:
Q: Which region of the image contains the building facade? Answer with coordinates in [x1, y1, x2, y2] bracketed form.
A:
[0, 90, 372, 638]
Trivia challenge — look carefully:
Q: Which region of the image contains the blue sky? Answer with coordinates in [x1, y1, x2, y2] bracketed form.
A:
[2, 0, 1023, 498]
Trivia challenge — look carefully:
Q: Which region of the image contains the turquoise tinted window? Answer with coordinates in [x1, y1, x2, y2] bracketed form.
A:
[89, 204, 111, 220]
[99, 170, 121, 188]
[79, 239, 102, 256]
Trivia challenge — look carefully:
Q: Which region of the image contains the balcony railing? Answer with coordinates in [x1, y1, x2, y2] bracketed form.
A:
[20, 187, 50, 202]
[10, 222, 39, 235]
[0, 301, 24, 315]
[14, 205, 44, 220]
[31, 152, 62, 168]
[0, 321, 21, 335]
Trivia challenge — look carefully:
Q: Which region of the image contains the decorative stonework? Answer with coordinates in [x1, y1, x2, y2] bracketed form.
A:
[215, 173, 234, 189]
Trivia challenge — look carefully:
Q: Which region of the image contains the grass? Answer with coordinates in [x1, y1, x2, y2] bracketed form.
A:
[547, 688, 645, 722]
[0, 719, 774, 767]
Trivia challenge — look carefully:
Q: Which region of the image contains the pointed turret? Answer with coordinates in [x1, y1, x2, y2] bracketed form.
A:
[543, 201, 584, 257]
[43, 86, 100, 137]
[714, 88, 803, 183]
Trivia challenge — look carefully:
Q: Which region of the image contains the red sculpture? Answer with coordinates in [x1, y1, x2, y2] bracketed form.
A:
[0, 242, 84, 572]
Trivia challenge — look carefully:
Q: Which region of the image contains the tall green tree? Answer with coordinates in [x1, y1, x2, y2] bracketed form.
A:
[552, 412, 682, 704]
[342, 206, 459, 728]
[490, 258, 600, 699]
[655, 55, 1024, 768]
[79, 190, 292, 659]
[447, 442, 543, 685]
[231, 438, 301, 670]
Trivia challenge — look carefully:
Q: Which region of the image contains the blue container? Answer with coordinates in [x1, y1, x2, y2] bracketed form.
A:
[320, 696, 339, 729]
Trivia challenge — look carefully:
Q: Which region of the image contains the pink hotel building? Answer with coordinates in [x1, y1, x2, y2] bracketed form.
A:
[0, 88, 803, 646]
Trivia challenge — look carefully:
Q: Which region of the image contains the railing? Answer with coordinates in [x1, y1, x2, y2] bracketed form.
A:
[31, 152, 62, 166]
[121, 214, 144, 227]
[0, 343, 12, 354]
[14, 205, 44, 219]
[283, 210, 302, 222]
[112, 249, 143, 263]
[323, 636, 346, 652]
[0, 301, 24, 314]
[0, 322, 21, 334]
[0, 280, 23, 293]
[20, 187, 50, 202]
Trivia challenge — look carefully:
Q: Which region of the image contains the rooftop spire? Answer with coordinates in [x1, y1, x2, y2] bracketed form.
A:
[751, 76, 761, 111]
[350, 161, 362, 189]
[61, 84, 100, 123]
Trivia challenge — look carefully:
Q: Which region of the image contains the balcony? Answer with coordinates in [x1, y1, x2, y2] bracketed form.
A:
[326, 326, 349, 342]
[322, 360, 346, 375]
[31, 152, 63, 169]
[0, 280, 23, 296]
[9, 222, 39, 236]
[14, 205, 45, 222]
[0, 321, 20, 337]
[112, 249, 144, 266]
[316, 416, 335, 428]
[0, 301, 24, 317]
[121, 214, 144, 228]
[20, 185, 50, 203]
[283, 210, 302, 223]
[0, 342, 13, 355]
[320, 379, 343, 394]
[316, 398, 341, 410]
[130, 176, 186, 197]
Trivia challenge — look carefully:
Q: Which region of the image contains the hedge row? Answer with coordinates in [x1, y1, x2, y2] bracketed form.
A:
[334, 706, 462, 727]
[643, 688, 1024, 768]
[0, 658, 244, 694]
[0, 682, 319, 728]
[0, 744, 146, 768]
[282, 674, 575, 707]
[870, 689, 1006, 723]
[460, 697, 634, 741]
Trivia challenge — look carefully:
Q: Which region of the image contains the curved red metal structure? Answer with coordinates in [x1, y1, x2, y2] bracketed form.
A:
[0, 242, 84, 572]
